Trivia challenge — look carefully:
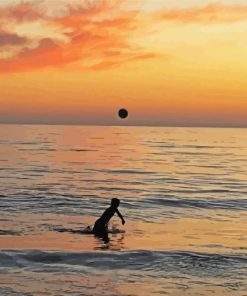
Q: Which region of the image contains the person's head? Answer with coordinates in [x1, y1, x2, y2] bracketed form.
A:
[111, 198, 120, 208]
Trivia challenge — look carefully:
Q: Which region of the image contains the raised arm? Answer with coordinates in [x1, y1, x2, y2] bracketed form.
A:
[116, 209, 125, 225]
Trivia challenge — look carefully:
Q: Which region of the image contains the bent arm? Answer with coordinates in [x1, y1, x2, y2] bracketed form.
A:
[116, 209, 125, 224]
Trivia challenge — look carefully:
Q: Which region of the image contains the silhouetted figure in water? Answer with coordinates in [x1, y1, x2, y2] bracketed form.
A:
[93, 198, 125, 242]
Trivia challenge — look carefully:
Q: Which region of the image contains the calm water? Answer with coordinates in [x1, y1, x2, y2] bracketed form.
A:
[0, 125, 246, 296]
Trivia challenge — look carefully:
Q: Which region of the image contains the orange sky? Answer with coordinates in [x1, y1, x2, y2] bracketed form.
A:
[0, 0, 247, 127]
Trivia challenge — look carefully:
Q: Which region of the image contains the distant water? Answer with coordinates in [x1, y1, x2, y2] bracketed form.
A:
[0, 125, 246, 296]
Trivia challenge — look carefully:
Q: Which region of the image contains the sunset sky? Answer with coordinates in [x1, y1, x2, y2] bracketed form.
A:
[0, 0, 247, 127]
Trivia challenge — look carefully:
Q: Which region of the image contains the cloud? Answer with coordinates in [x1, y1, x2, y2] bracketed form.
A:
[0, 0, 156, 73]
[0, 32, 28, 46]
[1, 1, 247, 74]
[87, 52, 158, 71]
[159, 4, 247, 24]
[0, 37, 84, 72]
[0, 1, 42, 23]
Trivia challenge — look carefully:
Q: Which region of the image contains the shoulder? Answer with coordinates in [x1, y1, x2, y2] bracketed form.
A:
[102, 207, 113, 215]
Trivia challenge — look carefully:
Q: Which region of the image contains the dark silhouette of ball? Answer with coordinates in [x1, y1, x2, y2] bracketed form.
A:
[118, 109, 128, 119]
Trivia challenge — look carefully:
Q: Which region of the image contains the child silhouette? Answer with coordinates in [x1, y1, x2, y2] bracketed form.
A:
[93, 198, 125, 235]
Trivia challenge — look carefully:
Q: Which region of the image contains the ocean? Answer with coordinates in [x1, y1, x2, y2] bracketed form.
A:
[0, 124, 246, 296]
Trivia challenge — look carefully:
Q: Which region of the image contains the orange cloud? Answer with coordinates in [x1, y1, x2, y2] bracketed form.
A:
[0, 0, 155, 73]
[0, 1, 42, 23]
[87, 52, 157, 71]
[160, 4, 247, 24]
[2, 1, 246, 74]
[0, 31, 28, 46]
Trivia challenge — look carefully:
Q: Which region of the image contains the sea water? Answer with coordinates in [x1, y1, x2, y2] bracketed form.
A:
[0, 125, 246, 296]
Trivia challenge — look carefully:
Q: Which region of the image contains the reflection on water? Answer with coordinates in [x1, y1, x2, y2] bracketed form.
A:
[94, 233, 125, 251]
[0, 125, 247, 296]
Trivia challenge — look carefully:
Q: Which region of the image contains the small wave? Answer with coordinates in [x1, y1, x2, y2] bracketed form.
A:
[18, 148, 57, 152]
[141, 196, 247, 211]
[88, 169, 155, 175]
[94, 186, 143, 193]
[67, 149, 97, 152]
[0, 194, 105, 215]
[143, 141, 240, 150]
[1, 193, 246, 215]
[1, 250, 246, 278]
[0, 141, 43, 145]
[0, 230, 20, 236]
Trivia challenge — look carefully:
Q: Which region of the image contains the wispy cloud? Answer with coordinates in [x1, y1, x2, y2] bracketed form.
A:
[159, 3, 247, 24]
[0, 0, 155, 73]
[1, 1, 246, 73]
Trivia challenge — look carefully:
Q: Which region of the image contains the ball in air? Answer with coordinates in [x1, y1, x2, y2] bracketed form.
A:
[118, 108, 128, 119]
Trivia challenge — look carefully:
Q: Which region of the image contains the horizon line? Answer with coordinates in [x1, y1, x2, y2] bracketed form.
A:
[0, 122, 246, 129]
